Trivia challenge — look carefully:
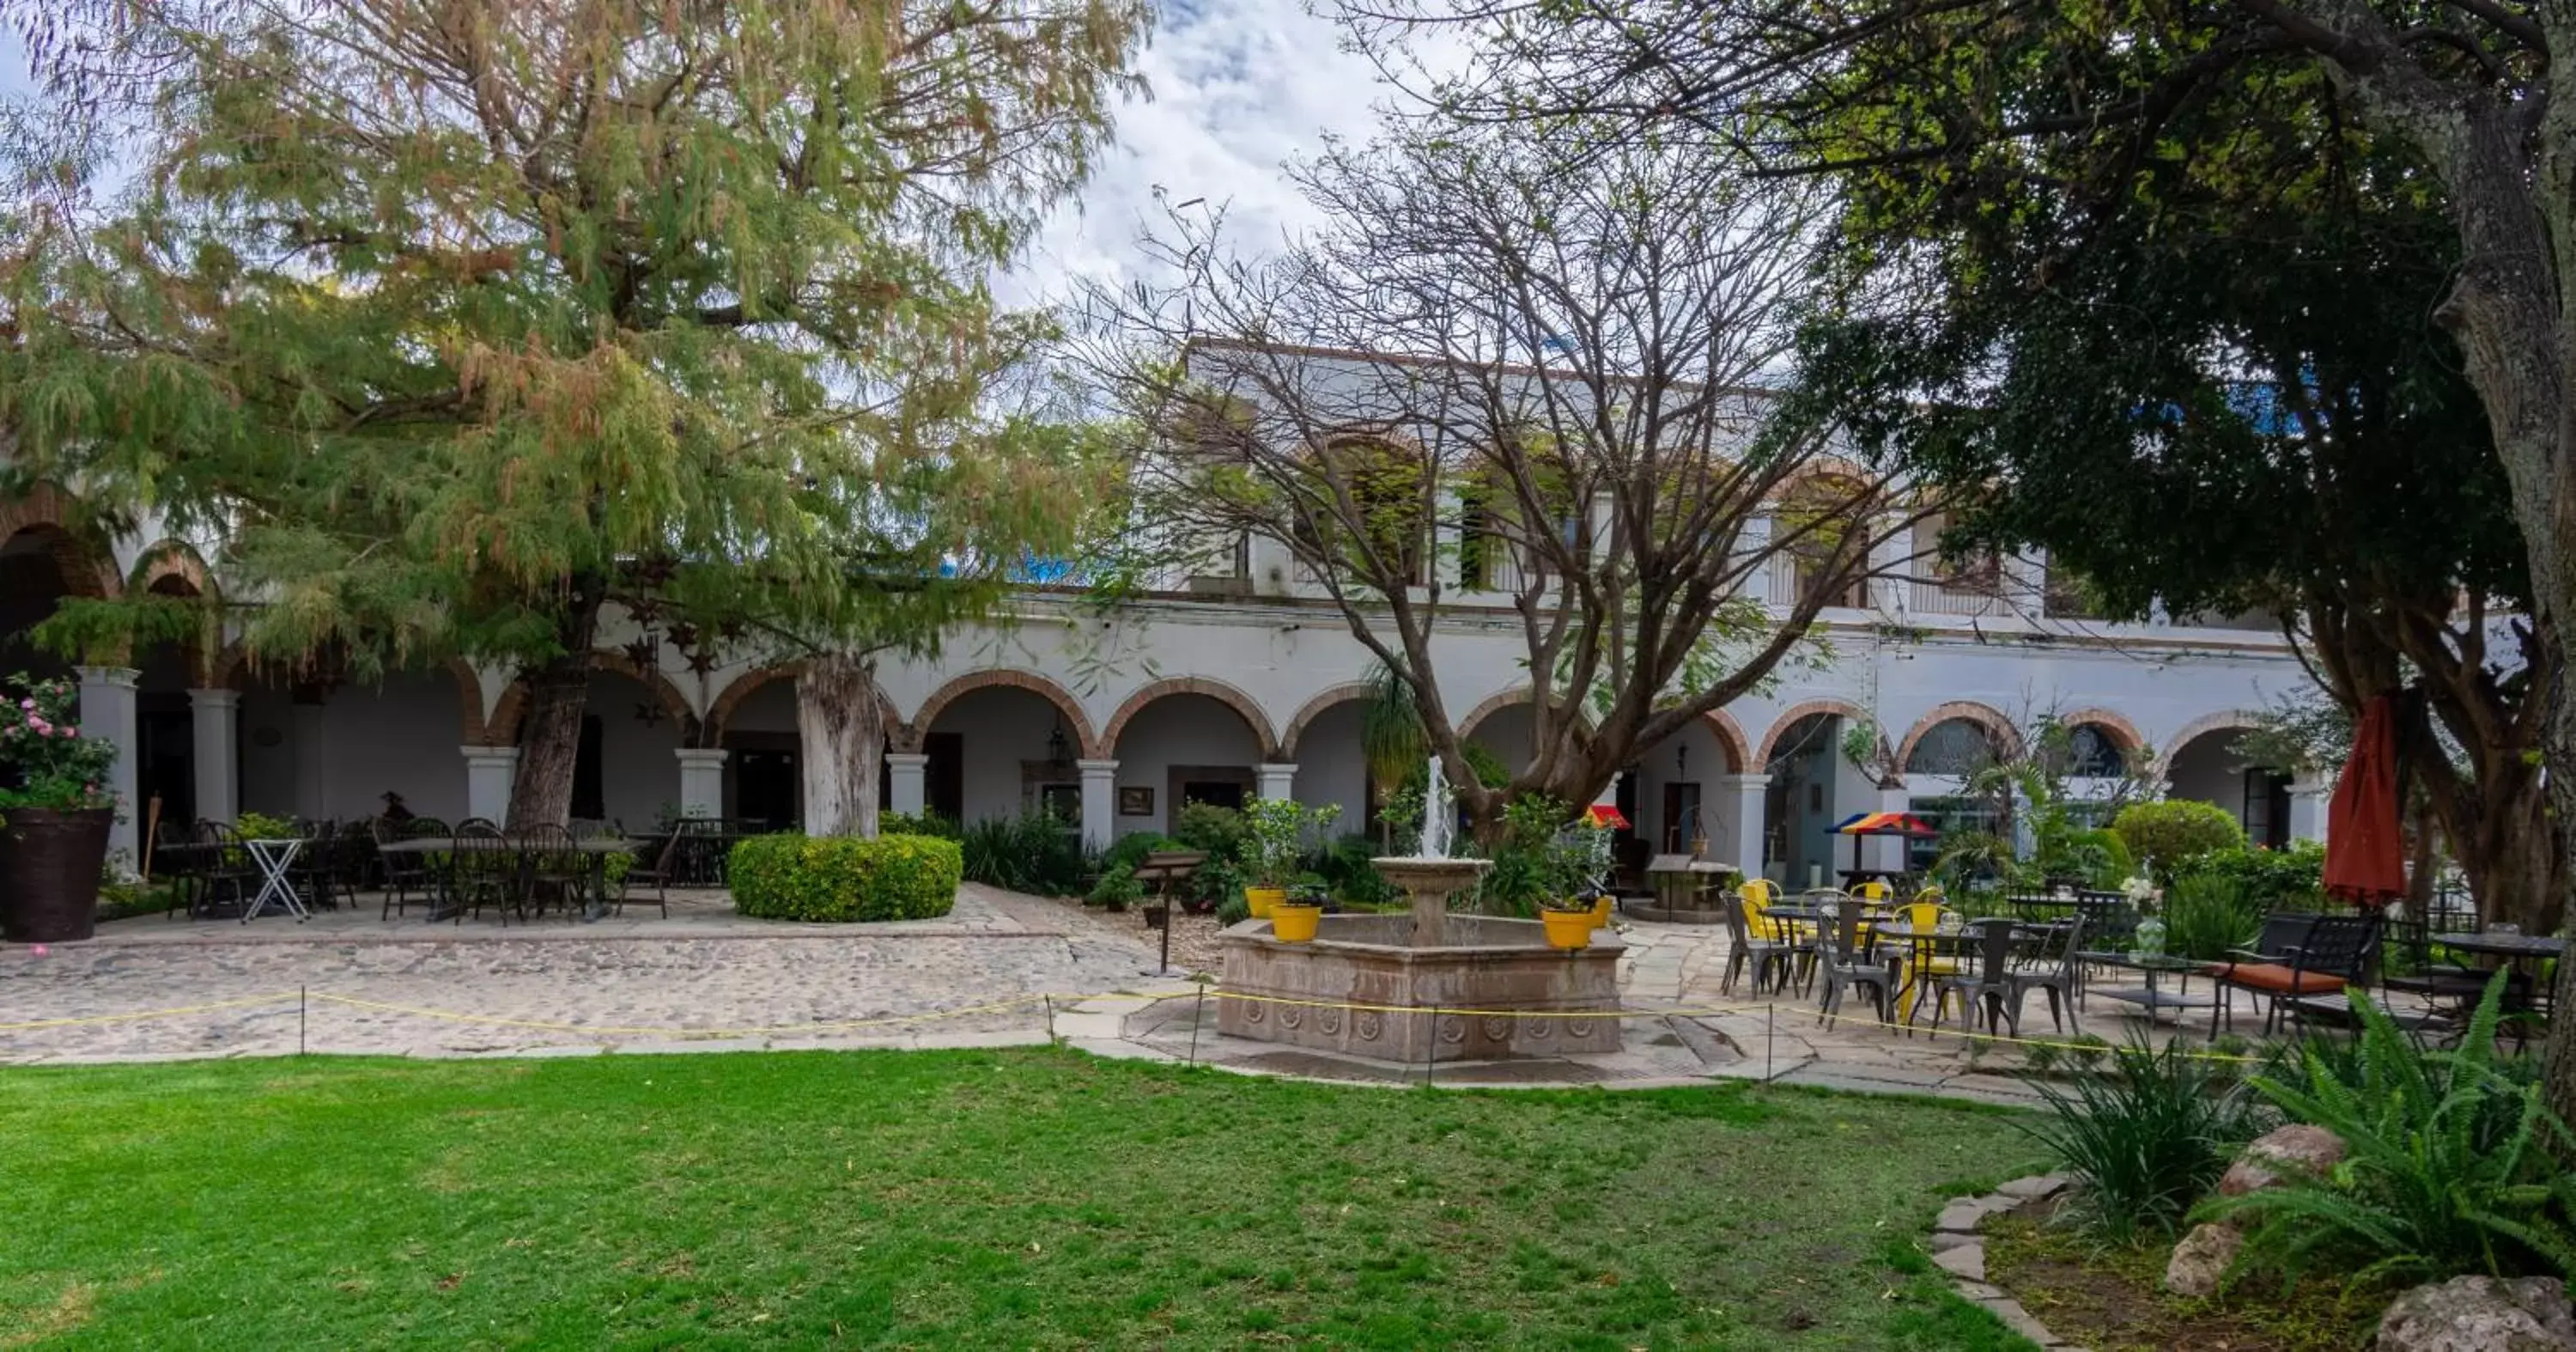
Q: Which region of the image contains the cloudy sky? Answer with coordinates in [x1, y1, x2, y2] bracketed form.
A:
[0, 3, 1397, 306]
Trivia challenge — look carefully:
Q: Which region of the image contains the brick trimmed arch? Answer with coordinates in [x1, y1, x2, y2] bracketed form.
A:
[1753, 699, 1867, 773]
[1896, 701, 2024, 774]
[1700, 709, 1753, 774]
[0, 481, 122, 599]
[1279, 681, 1380, 760]
[488, 653, 708, 746]
[1102, 676, 1279, 760]
[2151, 709, 2263, 779]
[696, 659, 900, 747]
[2058, 708, 2148, 755]
[1456, 686, 1596, 743]
[132, 540, 217, 600]
[908, 668, 1102, 758]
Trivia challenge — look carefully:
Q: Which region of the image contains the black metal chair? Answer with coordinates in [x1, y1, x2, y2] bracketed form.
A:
[1813, 902, 1891, 1030]
[1721, 890, 1795, 996]
[2212, 912, 2381, 1037]
[190, 821, 259, 918]
[2008, 915, 2087, 1037]
[2380, 914, 2490, 1026]
[514, 824, 582, 919]
[445, 824, 514, 925]
[618, 825, 684, 918]
[1928, 918, 2022, 1038]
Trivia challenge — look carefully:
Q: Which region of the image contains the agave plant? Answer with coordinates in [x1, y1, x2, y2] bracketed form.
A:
[2197, 973, 2576, 1289]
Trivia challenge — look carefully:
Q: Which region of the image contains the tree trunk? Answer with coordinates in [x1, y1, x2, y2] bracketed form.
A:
[505, 655, 589, 829]
[796, 651, 882, 839]
[502, 589, 604, 830]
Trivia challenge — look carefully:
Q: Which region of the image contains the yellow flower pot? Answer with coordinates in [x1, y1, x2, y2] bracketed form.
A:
[1591, 895, 1614, 929]
[1270, 902, 1323, 942]
[1541, 909, 1595, 950]
[1244, 886, 1285, 920]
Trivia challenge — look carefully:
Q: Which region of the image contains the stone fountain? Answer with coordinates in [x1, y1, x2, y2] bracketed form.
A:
[1216, 758, 1626, 1062]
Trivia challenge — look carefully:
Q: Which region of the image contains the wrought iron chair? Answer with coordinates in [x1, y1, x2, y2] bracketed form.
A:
[2008, 914, 2087, 1038]
[2211, 912, 2381, 1037]
[1722, 888, 1795, 995]
[514, 824, 582, 919]
[1813, 901, 1892, 1031]
[1927, 918, 2023, 1038]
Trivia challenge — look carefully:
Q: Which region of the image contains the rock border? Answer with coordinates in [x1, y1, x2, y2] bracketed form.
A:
[1930, 1173, 2089, 1351]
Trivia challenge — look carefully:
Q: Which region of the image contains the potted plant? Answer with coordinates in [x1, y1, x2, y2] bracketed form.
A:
[1242, 797, 1340, 924]
[1272, 880, 1327, 943]
[1539, 894, 1597, 949]
[1540, 816, 1607, 949]
[0, 673, 122, 943]
[1087, 862, 1144, 913]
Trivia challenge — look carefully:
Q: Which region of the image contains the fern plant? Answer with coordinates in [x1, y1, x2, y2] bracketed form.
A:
[2196, 973, 2576, 1289]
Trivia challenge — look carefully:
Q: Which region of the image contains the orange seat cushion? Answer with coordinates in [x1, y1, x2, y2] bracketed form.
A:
[2221, 963, 2348, 996]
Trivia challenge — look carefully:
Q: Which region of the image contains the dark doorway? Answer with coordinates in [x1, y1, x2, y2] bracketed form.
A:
[925, 732, 963, 822]
[735, 746, 799, 831]
[137, 695, 195, 831]
[1660, 781, 1703, 854]
[1177, 779, 1248, 813]
[571, 715, 605, 820]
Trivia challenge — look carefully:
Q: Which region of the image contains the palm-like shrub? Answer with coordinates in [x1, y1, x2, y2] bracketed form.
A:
[2160, 871, 2264, 960]
[2198, 974, 2576, 1288]
[2018, 1037, 2271, 1244]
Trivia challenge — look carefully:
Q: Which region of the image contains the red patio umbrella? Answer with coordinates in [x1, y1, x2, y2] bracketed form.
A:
[2324, 695, 2406, 904]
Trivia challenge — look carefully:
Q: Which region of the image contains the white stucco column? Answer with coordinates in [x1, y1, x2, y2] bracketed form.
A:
[2288, 774, 2333, 844]
[885, 752, 929, 818]
[1077, 759, 1118, 850]
[1874, 783, 1911, 874]
[188, 688, 240, 826]
[1717, 773, 1770, 880]
[75, 666, 140, 862]
[673, 748, 728, 820]
[461, 746, 519, 824]
[1256, 762, 1297, 802]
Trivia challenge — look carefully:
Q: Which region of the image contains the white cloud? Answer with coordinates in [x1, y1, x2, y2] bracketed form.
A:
[1001, 0, 1399, 308]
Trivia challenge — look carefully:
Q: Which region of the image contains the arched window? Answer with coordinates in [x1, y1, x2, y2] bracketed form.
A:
[1905, 718, 2002, 776]
[2067, 723, 2128, 776]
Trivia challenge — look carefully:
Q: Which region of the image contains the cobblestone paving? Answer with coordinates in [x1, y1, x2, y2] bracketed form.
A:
[1, 884, 1169, 1063]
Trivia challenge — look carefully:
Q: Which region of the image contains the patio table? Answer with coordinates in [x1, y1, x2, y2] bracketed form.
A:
[2087, 951, 2213, 1031]
[2434, 930, 2564, 1022]
[241, 837, 308, 922]
[374, 837, 641, 923]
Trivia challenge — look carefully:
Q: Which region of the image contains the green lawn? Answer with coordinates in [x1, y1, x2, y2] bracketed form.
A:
[0, 1050, 2043, 1349]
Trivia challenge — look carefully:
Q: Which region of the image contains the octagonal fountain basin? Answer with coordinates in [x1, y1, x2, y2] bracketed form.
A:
[1216, 912, 1627, 1063]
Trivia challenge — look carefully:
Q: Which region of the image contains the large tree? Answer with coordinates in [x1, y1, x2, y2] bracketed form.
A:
[1780, 40, 2561, 931]
[0, 0, 1144, 834]
[1356, 0, 2576, 1144]
[1083, 114, 1923, 837]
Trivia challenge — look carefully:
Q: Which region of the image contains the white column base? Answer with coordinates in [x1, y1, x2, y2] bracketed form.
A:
[885, 752, 930, 819]
[461, 746, 520, 824]
[674, 748, 728, 822]
[2288, 776, 2333, 844]
[1255, 762, 1297, 802]
[1717, 773, 1771, 882]
[1077, 758, 1118, 851]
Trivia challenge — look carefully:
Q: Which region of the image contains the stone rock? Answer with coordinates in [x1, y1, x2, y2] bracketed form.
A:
[1929, 1231, 1979, 1254]
[2220, 1123, 2346, 1197]
[1931, 1242, 1985, 1282]
[2162, 1222, 2243, 1298]
[2376, 1276, 2576, 1352]
[1997, 1173, 2073, 1201]
[1934, 1202, 1988, 1233]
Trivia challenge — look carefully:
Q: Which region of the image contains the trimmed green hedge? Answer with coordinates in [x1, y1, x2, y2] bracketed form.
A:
[728, 833, 963, 923]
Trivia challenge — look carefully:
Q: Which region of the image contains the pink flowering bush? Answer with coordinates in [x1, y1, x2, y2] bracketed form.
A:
[0, 673, 118, 813]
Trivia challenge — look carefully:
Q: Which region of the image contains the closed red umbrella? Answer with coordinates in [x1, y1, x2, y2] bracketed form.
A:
[2324, 695, 2406, 904]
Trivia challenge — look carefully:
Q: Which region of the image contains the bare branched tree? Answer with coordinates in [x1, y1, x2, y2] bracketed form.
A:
[1080, 116, 1926, 837]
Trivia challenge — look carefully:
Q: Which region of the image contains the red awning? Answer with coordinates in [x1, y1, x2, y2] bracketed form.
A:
[2324, 695, 2406, 904]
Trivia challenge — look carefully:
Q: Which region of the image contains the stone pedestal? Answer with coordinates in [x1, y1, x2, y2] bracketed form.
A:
[885, 752, 929, 818]
[188, 688, 240, 826]
[1255, 762, 1297, 801]
[461, 746, 519, 824]
[1217, 915, 1626, 1059]
[1077, 758, 1117, 850]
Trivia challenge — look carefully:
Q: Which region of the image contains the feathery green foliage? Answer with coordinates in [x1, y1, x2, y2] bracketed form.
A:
[2200, 975, 2576, 1289]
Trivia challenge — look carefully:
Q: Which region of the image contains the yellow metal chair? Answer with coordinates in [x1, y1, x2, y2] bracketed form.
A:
[1891, 901, 1965, 1025]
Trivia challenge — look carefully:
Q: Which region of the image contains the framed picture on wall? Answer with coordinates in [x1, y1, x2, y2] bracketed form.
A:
[1118, 786, 1153, 816]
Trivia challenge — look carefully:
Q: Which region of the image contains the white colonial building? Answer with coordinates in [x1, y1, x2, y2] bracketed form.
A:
[0, 472, 2324, 884]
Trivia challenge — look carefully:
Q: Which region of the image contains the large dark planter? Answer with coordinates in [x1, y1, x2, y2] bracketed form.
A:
[0, 806, 112, 943]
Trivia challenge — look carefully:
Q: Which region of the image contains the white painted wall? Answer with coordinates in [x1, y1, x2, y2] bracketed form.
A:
[236, 672, 468, 823]
[1631, 717, 1732, 854]
[1111, 694, 1261, 835]
[2167, 732, 2251, 827]
[588, 671, 682, 830]
[1289, 700, 1373, 843]
[926, 685, 1067, 825]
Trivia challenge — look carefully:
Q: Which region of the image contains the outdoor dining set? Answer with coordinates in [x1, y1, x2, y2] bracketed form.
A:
[148, 816, 779, 926]
[1715, 879, 2560, 1045]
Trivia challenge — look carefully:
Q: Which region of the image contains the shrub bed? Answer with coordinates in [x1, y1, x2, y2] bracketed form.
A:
[729, 833, 962, 922]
